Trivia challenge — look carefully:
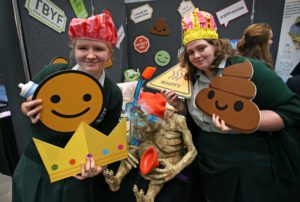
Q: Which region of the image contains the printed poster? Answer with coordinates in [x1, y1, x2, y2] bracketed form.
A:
[275, 0, 300, 81]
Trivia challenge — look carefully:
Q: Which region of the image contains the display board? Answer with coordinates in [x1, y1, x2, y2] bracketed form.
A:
[125, 0, 285, 85]
[16, 0, 285, 83]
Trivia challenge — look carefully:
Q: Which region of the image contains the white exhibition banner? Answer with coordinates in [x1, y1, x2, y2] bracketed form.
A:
[275, 0, 300, 81]
[25, 0, 67, 33]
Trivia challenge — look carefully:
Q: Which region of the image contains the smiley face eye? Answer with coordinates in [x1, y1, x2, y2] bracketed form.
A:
[51, 95, 60, 103]
[233, 100, 244, 112]
[207, 90, 215, 99]
[83, 93, 91, 102]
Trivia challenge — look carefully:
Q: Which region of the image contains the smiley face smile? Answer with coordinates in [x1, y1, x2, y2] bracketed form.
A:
[51, 107, 90, 118]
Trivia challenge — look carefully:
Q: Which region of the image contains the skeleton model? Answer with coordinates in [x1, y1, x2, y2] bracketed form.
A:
[104, 92, 197, 202]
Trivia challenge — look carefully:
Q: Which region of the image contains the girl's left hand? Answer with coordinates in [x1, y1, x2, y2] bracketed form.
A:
[212, 114, 235, 133]
[73, 155, 107, 180]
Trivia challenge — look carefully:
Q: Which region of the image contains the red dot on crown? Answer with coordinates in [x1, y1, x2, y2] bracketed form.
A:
[118, 144, 124, 150]
[69, 159, 76, 165]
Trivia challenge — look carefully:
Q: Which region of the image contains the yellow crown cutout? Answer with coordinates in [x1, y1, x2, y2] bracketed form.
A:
[33, 118, 128, 183]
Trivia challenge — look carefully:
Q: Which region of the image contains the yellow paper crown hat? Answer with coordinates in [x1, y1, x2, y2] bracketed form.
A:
[33, 118, 127, 183]
[182, 8, 218, 45]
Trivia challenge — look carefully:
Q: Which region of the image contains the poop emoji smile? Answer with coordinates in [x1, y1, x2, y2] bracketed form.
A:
[195, 60, 260, 133]
[33, 70, 103, 132]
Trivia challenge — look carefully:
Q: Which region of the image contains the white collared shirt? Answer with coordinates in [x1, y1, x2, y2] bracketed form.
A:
[72, 64, 105, 86]
[187, 59, 227, 133]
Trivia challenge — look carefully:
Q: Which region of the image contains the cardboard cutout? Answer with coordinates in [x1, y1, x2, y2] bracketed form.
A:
[195, 60, 260, 133]
[32, 70, 103, 132]
[31, 70, 127, 182]
[34, 118, 127, 182]
[147, 63, 192, 98]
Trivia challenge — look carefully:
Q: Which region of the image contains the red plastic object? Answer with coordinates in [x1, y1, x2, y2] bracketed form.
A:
[142, 66, 156, 80]
[140, 146, 159, 175]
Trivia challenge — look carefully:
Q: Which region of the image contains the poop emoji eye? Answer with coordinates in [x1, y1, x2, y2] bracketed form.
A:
[233, 100, 244, 112]
[51, 95, 60, 103]
[207, 90, 215, 99]
[83, 93, 91, 102]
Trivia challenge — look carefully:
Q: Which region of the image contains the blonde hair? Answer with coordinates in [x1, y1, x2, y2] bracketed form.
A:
[237, 23, 274, 69]
[180, 39, 237, 81]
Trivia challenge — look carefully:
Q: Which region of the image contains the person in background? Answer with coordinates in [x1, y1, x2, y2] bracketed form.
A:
[287, 62, 300, 96]
[237, 23, 274, 69]
[162, 9, 300, 202]
[286, 62, 300, 146]
[12, 11, 122, 202]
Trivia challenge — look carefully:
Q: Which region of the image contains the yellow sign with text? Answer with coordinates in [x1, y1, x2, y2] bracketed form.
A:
[146, 63, 191, 98]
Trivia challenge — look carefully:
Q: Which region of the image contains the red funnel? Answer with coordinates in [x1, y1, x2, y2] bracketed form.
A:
[140, 146, 159, 175]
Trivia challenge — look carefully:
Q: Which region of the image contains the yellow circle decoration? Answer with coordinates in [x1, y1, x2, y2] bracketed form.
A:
[33, 70, 103, 132]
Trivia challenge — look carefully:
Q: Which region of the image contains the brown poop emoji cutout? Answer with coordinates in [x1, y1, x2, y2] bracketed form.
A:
[149, 18, 170, 36]
[195, 60, 260, 133]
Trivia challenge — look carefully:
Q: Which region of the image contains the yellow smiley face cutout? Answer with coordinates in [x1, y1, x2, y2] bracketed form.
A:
[33, 70, 103, 132]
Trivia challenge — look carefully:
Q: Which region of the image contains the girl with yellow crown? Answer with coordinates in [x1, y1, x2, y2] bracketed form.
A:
[13, 11, 123, 202]
[162, 9, 300, 202]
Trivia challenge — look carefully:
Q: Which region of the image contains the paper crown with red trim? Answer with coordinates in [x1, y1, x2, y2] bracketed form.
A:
[138, 92, 166, 118]
[182, 8, 218, 45]
[33, 118, 127, 183]
[68, 10, 118, 47]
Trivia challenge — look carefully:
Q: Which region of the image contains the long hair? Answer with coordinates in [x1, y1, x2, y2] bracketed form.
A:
[180, 39, 237, 81]
[237, 23, 274, 69]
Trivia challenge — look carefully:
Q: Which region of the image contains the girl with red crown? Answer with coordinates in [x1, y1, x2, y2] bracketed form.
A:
[13, 11, 123, 202]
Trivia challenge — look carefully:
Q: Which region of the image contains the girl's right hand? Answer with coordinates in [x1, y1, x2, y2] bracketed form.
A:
[161, 90, 179, 108]
[21, 96, 42, 124]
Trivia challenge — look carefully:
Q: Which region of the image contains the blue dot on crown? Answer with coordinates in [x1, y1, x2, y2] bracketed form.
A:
[102, 149, 108, 155]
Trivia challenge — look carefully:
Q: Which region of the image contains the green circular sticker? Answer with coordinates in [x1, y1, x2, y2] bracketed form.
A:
[155, 50, 170, 66]
[124, 69, 140, 82]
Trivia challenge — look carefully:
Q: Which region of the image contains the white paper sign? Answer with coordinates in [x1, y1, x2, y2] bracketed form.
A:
[178, 1, 195, 18]
[130, 4, 153, 23]
[216, 0, 248, 27]
[116, 25, 125, 49]
[25, 0, 67, 33]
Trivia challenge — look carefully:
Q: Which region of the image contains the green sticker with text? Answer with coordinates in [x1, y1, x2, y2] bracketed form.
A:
[69, 0, 88, 18]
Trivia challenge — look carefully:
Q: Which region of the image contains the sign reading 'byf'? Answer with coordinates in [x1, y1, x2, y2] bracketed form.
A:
[25, 0, 67, 33]
[134, 35, 150, 53]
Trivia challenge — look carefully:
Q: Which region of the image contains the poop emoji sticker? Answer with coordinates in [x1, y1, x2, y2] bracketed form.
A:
[195, 60, 260, 133]
[33, 70, 103, 132]
[149, 18, 170, 36]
